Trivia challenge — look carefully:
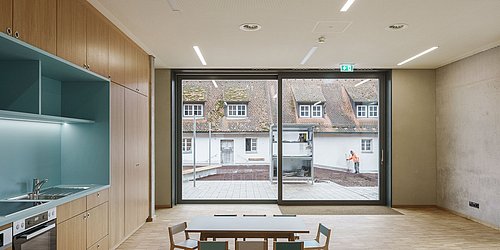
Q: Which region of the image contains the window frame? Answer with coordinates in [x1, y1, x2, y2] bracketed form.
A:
[368, 105, 378, 118]
[361, 139, 373, 153]
[311, 105, 323, 118]
[227, 103, 248, 118]
[299, 105, 311, 118]
[245, 138, 258, 153]
[182, 138, 192, 153]
[183, 104, 204, 118]
[356, 105, 367, 118]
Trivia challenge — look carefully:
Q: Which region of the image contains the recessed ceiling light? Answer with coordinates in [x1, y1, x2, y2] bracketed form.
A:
[193, 46, 207, 66]
[340, 0, 356, 12]
[239, 23, 262, 32]
[397, 46, 439, 66]
[300, 47, 318, 65]
[355, 79, 370, 87]
[166, 0, 180, 11]
[386, 23, 409, 31]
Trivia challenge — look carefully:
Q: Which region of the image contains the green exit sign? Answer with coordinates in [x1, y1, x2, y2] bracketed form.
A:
[340, 64, 354, 72]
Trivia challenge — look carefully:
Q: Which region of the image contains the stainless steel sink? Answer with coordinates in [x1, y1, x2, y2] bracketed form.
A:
[9, 186, 90, 201]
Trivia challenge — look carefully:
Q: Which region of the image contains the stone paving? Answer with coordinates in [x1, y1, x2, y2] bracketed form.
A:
[182, 180, 379, 200]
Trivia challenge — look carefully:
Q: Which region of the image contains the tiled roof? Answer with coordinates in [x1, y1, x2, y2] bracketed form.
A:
[183, 80, 275, 133]
[291, 82, 326, 103]
[182, 79, 378, 133]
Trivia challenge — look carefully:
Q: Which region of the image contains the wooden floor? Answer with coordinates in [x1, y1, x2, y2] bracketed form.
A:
[117, 205, 500, 250]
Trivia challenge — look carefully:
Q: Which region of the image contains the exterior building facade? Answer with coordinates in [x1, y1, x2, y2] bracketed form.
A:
[182, 79, 379, 174]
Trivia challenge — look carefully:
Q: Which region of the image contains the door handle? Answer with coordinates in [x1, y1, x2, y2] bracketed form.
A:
[19, 224, 55, 240]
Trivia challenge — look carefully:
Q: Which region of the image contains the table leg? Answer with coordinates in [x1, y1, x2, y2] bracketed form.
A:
[200, 232, 207, 241]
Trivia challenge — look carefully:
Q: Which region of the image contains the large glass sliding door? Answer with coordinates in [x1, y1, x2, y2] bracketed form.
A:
[174, 71, 386, 204]
[279, 78, 381, 201]
[180, 78, 278, 201]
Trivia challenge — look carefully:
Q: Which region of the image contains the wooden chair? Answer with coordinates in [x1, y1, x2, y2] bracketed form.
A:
[300, 224, 331, 250]
[199, 241, 229, 250]
[236, 240, 268, 250]
[169, 222, 198, 250]
[273, 242, 304, 250]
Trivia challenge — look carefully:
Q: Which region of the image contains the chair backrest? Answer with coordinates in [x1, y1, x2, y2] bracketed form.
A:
[199, 241, 229, 250]
[243, 214, 267, 217]
[236, 240, 268, 250]
[315, 223, 332, 247]
[273, 214, 296, 217]
[214, 214, 238, 217]
[273, 242, 304, 250]
[168, 222, 189, 244]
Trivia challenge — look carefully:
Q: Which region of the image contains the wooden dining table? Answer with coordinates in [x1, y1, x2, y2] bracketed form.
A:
[186, 216, 309, 241]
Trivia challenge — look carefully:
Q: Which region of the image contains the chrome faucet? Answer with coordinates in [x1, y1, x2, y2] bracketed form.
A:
[32, 178, 48, 197]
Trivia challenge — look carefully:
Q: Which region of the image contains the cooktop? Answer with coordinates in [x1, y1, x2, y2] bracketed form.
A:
[0, 201, 46, 217]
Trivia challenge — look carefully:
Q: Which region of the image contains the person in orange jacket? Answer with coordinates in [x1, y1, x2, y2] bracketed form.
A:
[346, 150, 360, 174]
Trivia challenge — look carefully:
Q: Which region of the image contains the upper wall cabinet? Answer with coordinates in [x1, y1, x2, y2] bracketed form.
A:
[57, 0, 109, 78]
[0, 0, 57, 54]
[124, 39, 138, 93]
[57, 0, 87, 69]
[0, 0, 12, 36]
[109, 26, 125, 85]
[86, 6, 109, 78]
[137, 51, 150, 97]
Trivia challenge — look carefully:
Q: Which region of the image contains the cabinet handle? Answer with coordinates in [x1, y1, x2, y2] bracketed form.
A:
[108, 75, 111, 79]
[83, 214, 87, 219]
[97, 193, 100, 197]
[97, 244, 100, 249]
[87, 65, 91, 70]
[87, 212, 90, 218]
[14, 31, 19, 38]
[6, 27, 12, 36]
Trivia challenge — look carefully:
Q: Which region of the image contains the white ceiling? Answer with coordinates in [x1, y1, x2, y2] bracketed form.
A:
[91, 0, 500, 69]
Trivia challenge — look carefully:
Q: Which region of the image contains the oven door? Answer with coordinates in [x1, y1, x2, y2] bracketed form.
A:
[13, 220, 56, 250]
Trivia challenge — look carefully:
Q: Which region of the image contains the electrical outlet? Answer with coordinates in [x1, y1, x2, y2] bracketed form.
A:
[469, 201, 479, 209]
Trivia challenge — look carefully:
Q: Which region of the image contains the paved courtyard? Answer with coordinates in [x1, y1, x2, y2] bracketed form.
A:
[182, 180, 378, 200]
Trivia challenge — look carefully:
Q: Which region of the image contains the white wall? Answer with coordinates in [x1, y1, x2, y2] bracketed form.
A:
[184, 132, 379, 173]
[314, 134, 379, 172]
[182, 134, 270, 165]
[436, 46, 500, 229]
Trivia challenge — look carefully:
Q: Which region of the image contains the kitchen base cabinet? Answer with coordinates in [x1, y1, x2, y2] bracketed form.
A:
[57, 212, 87, 250]
[56, 191, 109, 250]
[87, 202, 109, 247]
[88, 235, 109, 250]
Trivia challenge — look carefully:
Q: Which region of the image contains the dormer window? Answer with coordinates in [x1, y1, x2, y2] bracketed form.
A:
[299, 105, 310, 117]
[356, 103, 378, 118]
[183, 104, 203, 117]
[299, 104, 323, 118]
[227, 104, 247, 117]
[356, 105, 367, 117]
[312, 105, 322, 118]
[368, 105, 378, 117]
